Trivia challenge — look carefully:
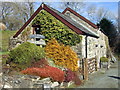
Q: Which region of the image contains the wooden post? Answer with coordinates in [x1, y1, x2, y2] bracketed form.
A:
[95, 57, 98, 71]
[82, 59, 84, 80]
[84, 58, 88, 80]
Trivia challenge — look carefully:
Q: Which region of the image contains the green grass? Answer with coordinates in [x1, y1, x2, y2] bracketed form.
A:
[0, 30, 17, 53]
[0, 51, 9, 55]
[67, 83, 76, 88]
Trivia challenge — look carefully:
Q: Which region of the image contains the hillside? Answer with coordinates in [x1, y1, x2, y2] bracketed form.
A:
[0, 30, 17, 55]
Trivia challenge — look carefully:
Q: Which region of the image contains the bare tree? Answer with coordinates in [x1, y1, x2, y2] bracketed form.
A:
[0, 2, 15, 25]
[58, 0, 86, 13]
[96, 7, 109, 22]
[0, 2, 35, 30]
[86, 4, 97, 22]
[26, 2, 34, 17]
[85, 4, 115, 24]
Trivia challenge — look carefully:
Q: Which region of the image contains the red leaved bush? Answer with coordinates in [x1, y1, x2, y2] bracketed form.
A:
[64, 69, 75, 82]
[64, 69, 81, 85]
[73, 72, 82, 85]
[31, 58, 49, 68]
[21, 66, 65, 82]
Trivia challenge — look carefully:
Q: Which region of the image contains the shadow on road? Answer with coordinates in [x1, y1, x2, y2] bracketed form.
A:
[108, 76, 120, 80]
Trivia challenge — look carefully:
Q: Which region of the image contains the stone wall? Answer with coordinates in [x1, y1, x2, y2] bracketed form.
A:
[1, 75, 62, 88]
[9, 37, 24, 50]
[9, 27, 33, 50]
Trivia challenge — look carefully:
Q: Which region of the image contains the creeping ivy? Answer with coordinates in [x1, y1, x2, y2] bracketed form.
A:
[32, 10, 82, 46]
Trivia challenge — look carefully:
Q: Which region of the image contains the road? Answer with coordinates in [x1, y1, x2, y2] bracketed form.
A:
[78, 61, 119, 88]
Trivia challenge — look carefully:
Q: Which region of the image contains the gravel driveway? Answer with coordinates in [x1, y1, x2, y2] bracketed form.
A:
[78, 61, 119, 88]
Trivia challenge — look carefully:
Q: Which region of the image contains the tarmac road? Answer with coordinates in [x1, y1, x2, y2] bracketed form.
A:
[78, 61, 119, 88]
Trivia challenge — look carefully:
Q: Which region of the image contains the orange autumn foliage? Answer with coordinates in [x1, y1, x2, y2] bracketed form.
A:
[45, 38, 79, 71]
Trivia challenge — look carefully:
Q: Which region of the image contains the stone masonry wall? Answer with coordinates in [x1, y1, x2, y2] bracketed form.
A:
[9, 27, 33, 50]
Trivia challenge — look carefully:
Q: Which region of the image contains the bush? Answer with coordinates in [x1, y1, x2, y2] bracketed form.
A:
[64, 69, 75, 83]
[64, 69, 81, 85]
[31, 58, 49, 68]
[73, 72, 82, 85]
[8, 42, 45, 65]
[45, 38, 79, 71]
[2, 55, 9, 65]
[100, 57, 109, 62]
[32, 10, 82, 46]
[47, 58, 64, 70]
[21, 66, 65, 83]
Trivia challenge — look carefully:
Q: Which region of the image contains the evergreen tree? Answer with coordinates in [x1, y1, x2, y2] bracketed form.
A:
[99, 18, 117, 47]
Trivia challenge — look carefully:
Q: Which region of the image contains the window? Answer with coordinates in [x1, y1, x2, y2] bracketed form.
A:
[95, 45, 98, 47]
[35, 27, 40, 34]
[100, 45, 103, 48]
[66, 12, 70, 16]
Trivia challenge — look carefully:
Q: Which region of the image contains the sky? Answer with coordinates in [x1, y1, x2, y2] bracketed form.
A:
[92, 2, 118, 16]
[34, 2, 118, 15]
[34, 1, 118, 24]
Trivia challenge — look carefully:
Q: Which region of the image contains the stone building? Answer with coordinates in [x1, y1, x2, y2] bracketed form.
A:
[9, 3, 109, 69]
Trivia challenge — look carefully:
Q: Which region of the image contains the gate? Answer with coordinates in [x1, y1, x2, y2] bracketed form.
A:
[87, 57, 97, 74]
[78, 57, 98, 80]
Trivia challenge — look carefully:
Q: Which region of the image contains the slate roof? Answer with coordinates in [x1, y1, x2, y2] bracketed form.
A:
[62, 8, 98, 29]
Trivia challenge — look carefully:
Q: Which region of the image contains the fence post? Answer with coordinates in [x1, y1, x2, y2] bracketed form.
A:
[84, 58, 88, 80]
[95, 56, 98, 71]
[82, 59, 84, 80]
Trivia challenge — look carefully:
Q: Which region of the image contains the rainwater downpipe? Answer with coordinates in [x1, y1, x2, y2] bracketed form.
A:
[85, 35, 88, 58]
[83, 35, 88, 80]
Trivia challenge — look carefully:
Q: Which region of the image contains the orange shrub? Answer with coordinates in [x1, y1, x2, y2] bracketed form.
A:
[45, 38, 79, 71]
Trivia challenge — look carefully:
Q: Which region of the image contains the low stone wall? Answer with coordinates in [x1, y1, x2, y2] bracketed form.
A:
[1, 74, 74, 89]
[9, 37, 24, 50]
[1, 75, 59, 88]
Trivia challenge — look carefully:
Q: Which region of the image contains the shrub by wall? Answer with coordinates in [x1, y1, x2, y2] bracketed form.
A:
[8, 42, 45, 65]
[45, 38, 79, 71]
[100, 57, 108, 62]
[21, 66, 65, 83]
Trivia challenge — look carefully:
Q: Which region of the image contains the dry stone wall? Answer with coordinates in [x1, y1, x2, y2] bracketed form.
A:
[9, 27, 33, 50]
[9, 37, 24, 50]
